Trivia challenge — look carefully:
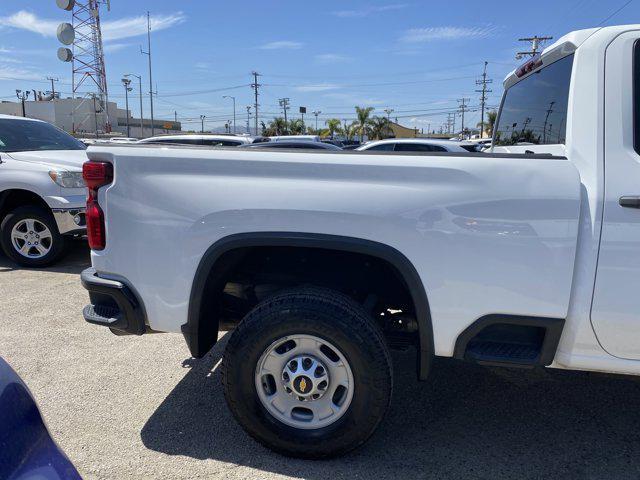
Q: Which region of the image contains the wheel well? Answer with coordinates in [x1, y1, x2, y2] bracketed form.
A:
[0, 189, 50, 221]
[184, 233, 433, 379]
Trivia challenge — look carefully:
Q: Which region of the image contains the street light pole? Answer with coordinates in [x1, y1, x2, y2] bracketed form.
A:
[140, 12, 155, 136]
[200, 115, 206, 133]
[15, 90, 29, 117]
[312, 110, 321, 131]
[384, 108, 394, 122]
[91, 94, 99, 139]
[223, 95, 236, 134]
[246, 106, 251, 134]
[125, 74, 143, 138]
[121, 78, 132, 137]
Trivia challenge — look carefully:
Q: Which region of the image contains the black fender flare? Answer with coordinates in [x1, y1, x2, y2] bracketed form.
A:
[183, 232, 434, 380]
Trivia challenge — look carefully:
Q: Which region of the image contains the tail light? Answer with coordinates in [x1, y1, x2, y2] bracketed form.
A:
[82, 161, 113, 250]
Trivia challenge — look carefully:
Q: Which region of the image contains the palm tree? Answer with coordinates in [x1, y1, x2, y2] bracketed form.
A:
[478, 110, 498, 137]
[325, 118, 341, 139]
[369, 116, 392, 140]
[288, 119, 305, 135]
[338, 120, 359, 141]
[354, 106, 374, 142]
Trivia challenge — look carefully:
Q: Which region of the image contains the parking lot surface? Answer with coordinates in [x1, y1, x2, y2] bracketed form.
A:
[1, 243, 640, 479]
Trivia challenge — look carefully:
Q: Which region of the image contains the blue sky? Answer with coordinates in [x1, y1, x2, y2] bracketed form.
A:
[0, 0, 637, 132]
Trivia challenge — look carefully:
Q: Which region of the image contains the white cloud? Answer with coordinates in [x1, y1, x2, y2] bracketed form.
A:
[0, 64, 43, 81]
[258, 41, 303, 50]
[332, 4, 407, 17]
[315, 53, 351, 64]
[0, 10, 186, 42]
[0, 11, 58, 36]
[400, 25, 498, 43]
[294, 83, 340, 92]
[102, 12, 186, 41]
[103, 43, 131, 53]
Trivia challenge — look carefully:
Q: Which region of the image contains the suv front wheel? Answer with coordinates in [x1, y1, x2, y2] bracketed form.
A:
[0, 205, 66, 267]
[222, 287, 393, 458]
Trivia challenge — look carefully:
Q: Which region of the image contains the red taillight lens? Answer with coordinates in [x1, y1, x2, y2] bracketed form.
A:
[83, 161, 112, 250]
[82, 161, 113, 190]
[86, 199, 105, 250]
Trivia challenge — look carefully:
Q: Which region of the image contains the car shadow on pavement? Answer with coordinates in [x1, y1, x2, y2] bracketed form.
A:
[141, 338, 640, 479]
[0, 239, 89, 274]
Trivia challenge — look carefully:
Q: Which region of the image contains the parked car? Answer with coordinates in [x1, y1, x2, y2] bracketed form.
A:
[356, 138, 472, 153]
[81, 25, 640, 459]
[239, 140, 342, 150]
[269, 135, 319, 142]
[0, 357, 81, 480]
[0, 115, 87, 267]
[321, 139, 345, 147]
[137, 134, 265, 147]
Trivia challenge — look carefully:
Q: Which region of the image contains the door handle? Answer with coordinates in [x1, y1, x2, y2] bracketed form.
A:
[619, 196, 640, 208]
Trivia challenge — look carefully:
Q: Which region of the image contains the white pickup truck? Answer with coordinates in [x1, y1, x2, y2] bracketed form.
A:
[81, 25, 640, 458]
[0, 115, 87, 267]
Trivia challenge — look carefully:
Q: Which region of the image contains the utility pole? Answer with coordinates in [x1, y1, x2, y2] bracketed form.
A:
[516, 35, 553, 59]
[46, 77, 59, 98]
[141, 12, 155, 136]
[384, 108, 394, 122]
[278, 97, 290, 132]
[223, 95, 236, 134]
[543, 101, 555, 143]
[200, 115, 206, 133]
[124, 73, 143, 138]
[312, 110, 321, 131]
[121, 78, 133, 137]
[446, 113, 455, 135]
[251, 71, 260, 135]
[246, 106, 252, 134]
[457, 98, 469, 138]
[15, 90, 29, 117]
[475, 62, 493, 139]
[174, 111, 177, 123]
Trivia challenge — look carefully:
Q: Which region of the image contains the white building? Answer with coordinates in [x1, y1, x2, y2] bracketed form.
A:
[0, 97, 181, 138]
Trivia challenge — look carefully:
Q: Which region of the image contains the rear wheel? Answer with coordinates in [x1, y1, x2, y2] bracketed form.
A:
[0, 206, 66, 267]
[222, 287, 393, 458]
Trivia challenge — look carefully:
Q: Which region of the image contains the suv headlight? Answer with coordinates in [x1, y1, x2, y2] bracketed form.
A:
[49, 170, 85, 188]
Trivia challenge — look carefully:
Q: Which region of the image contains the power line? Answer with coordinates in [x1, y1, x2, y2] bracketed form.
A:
[597, 0, 634, 25]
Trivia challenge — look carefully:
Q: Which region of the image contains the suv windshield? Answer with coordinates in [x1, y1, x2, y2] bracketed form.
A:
[494, 54, 573, 146]
[0, 118, 86, 152]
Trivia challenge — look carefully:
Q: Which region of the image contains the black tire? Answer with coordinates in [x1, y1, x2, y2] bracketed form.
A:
[222, 287, 393, 459]
[0, 205, 66, 267]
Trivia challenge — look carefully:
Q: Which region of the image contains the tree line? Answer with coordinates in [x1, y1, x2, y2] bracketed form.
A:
[261, 106, 498, 140]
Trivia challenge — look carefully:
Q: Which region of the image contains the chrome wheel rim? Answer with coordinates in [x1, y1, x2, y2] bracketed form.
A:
[255, 334, 354, 429]
[10, 219, 53, 259]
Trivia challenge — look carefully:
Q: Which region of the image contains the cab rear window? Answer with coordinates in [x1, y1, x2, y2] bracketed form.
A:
[494, 54, 573, 146]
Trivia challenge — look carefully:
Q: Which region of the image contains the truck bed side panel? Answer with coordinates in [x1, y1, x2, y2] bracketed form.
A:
[87, 147, 581, 356]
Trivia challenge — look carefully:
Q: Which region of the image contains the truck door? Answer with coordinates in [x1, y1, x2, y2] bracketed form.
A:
[591, 31, 640, 360]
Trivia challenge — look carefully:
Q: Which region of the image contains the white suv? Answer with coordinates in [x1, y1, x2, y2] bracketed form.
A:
[0, 115, 88, 267]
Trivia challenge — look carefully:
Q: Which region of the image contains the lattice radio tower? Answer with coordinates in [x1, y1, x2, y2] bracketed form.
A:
[56, 0, 111, 133]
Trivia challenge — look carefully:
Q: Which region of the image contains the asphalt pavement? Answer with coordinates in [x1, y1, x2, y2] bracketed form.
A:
[1, 242, 639, 479]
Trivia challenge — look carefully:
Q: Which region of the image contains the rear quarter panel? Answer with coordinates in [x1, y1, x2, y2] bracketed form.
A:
[87, 146, 580, 356]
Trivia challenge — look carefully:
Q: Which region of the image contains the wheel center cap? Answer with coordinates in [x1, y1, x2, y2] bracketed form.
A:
[292, 375, 313, 395]
[282, 355, 329, 401]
